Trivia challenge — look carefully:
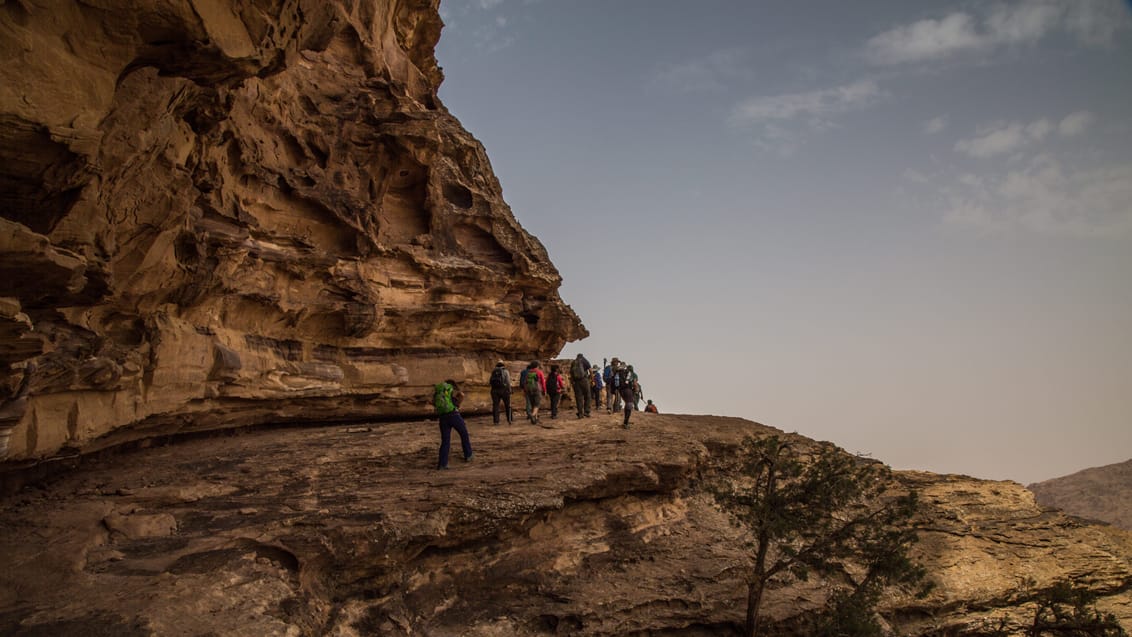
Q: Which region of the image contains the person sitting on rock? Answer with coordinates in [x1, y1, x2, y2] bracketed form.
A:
[644, 399, 658, 414]
[433, 379, 472, 470]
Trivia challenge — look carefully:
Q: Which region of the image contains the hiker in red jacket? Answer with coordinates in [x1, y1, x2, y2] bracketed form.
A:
[546, 365, 565, 419]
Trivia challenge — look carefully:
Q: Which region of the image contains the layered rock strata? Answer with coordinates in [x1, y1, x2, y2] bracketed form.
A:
[0, 414, 1128, 635]
[0, 0, 585, 463]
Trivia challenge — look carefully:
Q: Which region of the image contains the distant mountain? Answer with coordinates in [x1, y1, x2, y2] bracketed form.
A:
[1028, 459, 1132, 530]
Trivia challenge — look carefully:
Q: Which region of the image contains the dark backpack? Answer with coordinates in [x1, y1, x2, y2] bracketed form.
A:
[617, 368, 632, 392]
[433, 382, 456, 415]
[570, 358, 586, 379]
[490, 367, 507, 389]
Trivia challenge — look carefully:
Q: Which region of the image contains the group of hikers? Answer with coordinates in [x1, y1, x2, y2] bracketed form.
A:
[432, 354, 658, 470]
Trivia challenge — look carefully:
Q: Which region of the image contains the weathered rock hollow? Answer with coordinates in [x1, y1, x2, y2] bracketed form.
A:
[0, 0, 586, 462]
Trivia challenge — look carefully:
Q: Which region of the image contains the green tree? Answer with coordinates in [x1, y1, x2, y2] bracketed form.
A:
[712, 435, 927, 637]
[1027, 581, 1127, 636]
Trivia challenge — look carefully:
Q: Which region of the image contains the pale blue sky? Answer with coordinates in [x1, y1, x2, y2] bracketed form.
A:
[436, 0, 1132, 485]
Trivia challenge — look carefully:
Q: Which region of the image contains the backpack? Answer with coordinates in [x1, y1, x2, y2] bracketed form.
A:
[617, 368, 632, 392]
[433, 382, 456, 415]
[525, 369, 540, 393]
[571, 358, 585, 379]
[490, 367, 506, 389]
[603, 365, 612, 383]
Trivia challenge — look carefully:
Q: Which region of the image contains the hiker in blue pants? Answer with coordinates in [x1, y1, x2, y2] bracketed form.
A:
[434, 379, 472, 469]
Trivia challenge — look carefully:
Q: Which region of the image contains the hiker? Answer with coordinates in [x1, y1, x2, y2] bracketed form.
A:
[602, 358, 614, 413]
[433, 379, 472, 470]
[520, 360, 546, 424]
[590, 366, 603, 410]
[627, 365, 641, 410]
[570, 353, 592, 418]
[616, 364, 635, 428]
[546, 364, 565, 419]
[489, 361, 512, 425]
[644, 399, 658, 414]
[609, 358, 623, 413]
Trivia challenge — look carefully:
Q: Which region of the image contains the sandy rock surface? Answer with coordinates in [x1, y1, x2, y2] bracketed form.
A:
[1, 413, 1128, 635]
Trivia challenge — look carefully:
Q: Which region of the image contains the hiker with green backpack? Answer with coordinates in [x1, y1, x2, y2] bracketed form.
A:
[433, 379, 473, 470]
[518, 360, 546, 424]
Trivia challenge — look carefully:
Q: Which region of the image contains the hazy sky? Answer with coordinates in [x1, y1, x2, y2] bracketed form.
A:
[435, 0, 1132, 485]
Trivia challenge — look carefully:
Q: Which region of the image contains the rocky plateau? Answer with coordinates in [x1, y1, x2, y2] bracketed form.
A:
[1, 413, 1130, 636]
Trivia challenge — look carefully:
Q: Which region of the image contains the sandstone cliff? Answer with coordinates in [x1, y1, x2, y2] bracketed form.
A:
[0, 0, 586, 464]
[1, 414, 1129, 635]
[1029, 459, 1132, 531]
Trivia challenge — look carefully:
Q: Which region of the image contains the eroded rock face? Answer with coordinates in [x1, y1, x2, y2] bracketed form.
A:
[1029, 459, 1132, 531]
[0, 0, 585, 462]
[0, 414, 1128, 635]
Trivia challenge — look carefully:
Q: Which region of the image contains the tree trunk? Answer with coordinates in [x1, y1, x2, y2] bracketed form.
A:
[745, 578, 765, 637]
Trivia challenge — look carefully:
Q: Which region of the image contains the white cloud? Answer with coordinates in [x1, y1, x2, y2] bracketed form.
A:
[1025, 118, 1053, 141]
[729, 80, 884, 153]
[866, 0, 1131, 65]
[955, 122, 1029, 157]
[1058, 110, 1094, 137]
[732, 80, 882, 124]
[724, 79, 882, 152]
[985, 1, 1063, 44]
[943, 154, 1132, 237]
[954, 117, 1061, 157]
[650, 48, 752, 94]
[866, 13, 984, 65]
[924, 116, 948, 134]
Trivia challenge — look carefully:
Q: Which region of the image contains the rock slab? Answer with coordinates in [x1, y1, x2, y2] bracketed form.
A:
[1, 414, 1128, 635]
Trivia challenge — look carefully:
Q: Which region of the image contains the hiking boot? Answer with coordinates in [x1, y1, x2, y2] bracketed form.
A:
[464, 453, 474, 462]
[437, 465, 449, 470]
